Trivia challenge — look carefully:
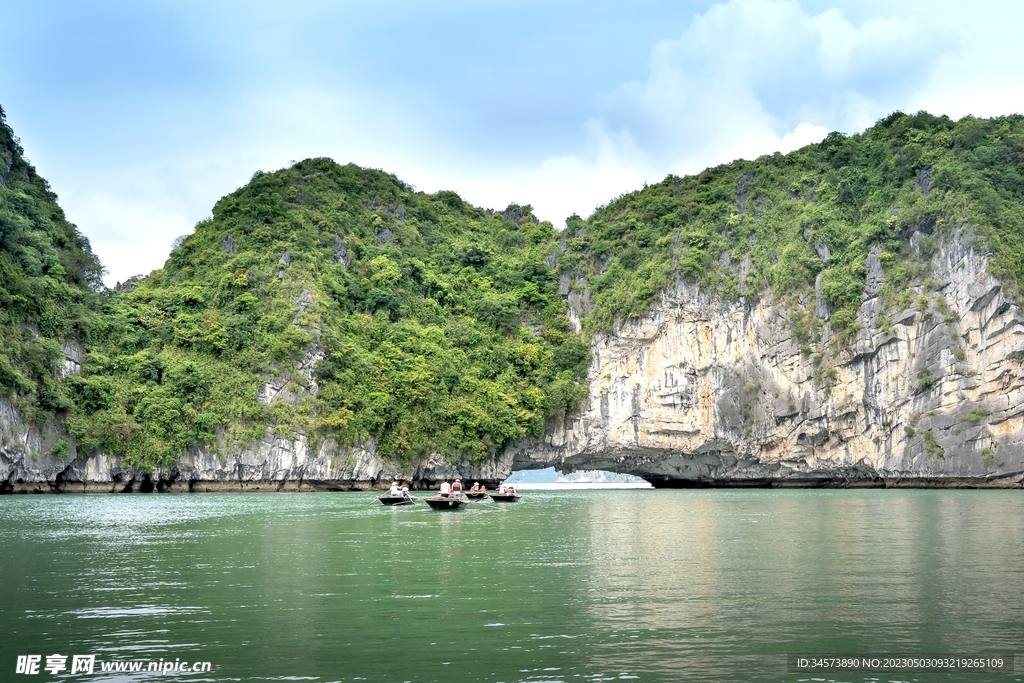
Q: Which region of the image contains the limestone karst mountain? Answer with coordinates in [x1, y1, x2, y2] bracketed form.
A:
[2, 109, 1023, 490]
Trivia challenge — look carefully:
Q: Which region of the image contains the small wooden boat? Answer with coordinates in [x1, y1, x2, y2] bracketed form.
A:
[465, 491, 488, 499]
[488, 492, 521, 502]
[424, 496, 468, 510]
[378, 495, 416, 506]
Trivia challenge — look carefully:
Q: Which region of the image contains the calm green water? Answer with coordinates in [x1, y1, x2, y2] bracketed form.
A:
[1, 489, 1022, 682]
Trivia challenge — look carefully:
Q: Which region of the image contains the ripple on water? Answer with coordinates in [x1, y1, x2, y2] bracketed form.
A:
[2, 489, 1023, 682]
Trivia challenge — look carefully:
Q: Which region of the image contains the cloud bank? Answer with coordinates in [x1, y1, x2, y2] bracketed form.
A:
[476, 0, 952, 226]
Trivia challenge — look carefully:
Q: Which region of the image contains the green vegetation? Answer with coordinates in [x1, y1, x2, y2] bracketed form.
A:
[915, 368, 936, 393]
[982, 447, 995, 468]
[0, 106, 104, 423]
[2, 105, 587, 469]
[923, 431, 944, 458]
[965, 407, 992, 423]
[557, 112, 1024, 342]
[4, 108, 1024, 472]
[62, 161, 589, 468]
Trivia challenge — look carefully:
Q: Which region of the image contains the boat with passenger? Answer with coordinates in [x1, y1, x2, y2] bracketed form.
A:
[378, 494, 416, 506]
[488, 492, 521, 502]
[489, 483, 521, 502]
[465, 482, 488, 499]
[378, 483, 416, 505]
[424, 495, 468, 510]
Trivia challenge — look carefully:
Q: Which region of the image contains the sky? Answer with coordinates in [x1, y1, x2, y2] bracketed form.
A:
[2, 0, 1023, 285]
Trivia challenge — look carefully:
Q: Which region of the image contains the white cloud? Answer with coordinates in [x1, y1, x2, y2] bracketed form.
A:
[69, 160, 248, 284]
[780, 122, 832, 152]
[62, 161, 250, 285]
[441, 0, 955, 229]
[429, 119, 647, 223]
[902, 1, 1024, 120]
[595, 0, 950, 169]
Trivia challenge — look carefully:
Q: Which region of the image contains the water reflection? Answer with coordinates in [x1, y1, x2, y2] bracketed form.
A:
[581, 490, 1024, 680]
[1, 490, 1022, 682]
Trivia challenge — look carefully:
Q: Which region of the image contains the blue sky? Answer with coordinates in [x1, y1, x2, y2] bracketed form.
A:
[3, 0, 1023, 284]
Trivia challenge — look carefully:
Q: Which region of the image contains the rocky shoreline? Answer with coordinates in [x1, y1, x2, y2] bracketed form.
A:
[3, 470, 1020, 494]
[1, 400, 513, 494]
[2, 478, 509, 495]
[2, 409, 1020, 493]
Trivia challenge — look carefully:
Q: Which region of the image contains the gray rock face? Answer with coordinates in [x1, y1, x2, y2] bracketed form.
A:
[333, 236, 350, 267]
[737, 171, 754, 212]
[508, 227, 1024, 488]
[57, 341, 83, 380]
[814, 272, 831, 320]
[0, 144, 13, 186]
[916, 166, 932, 195]
[114, 275, 143, 293]
[865, 245, 885, 297]
[501, 205, 525, 225]
[812, 240, 831, 266]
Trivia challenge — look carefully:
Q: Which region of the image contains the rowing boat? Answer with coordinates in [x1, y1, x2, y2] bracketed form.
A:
[424, 496, 468, 510]
[378, 495, 416, 506]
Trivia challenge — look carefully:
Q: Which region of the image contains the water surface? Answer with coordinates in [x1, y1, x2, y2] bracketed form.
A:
[1, 489, 1021, 682]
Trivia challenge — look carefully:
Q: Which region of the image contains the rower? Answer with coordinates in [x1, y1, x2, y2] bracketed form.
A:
[470, 482, 480, 493]
[389, 481, 400, 496]
[439, 480, 451, 498]
[401, 486, 411, 499]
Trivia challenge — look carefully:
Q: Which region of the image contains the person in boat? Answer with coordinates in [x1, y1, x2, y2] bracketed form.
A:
[401, 486, 411, 499]
[452, 479, 463, 497]
[505, 484, 516, 495]
[389, 481, 400, 496]
[469, 482, 480, 493]
[498, 482, 506, 494]
[439, 480, 451, 498]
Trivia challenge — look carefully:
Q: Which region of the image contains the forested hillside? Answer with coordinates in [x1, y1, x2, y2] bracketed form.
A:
[62, 161, 589, 468]
[558, 112, 1024, 341]
[0, 106, 104, 439]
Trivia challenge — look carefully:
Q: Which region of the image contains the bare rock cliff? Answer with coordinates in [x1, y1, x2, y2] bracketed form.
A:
[509, 227, 1024, 487]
